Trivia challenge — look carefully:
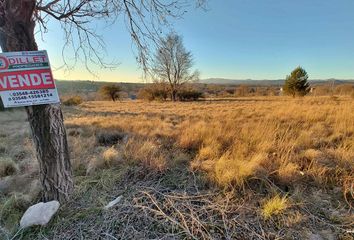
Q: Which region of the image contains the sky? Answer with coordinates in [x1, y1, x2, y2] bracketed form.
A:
[37, 0, 354, 82]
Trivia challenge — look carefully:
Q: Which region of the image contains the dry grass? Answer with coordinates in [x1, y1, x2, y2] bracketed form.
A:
[102, 147, 121, 165]
[63, 96, 353, 204]
[173, 97, 353, 193]
[1, 96, 353, 239]
[261, 195, 289, 219]
[123, 137, 168, 171]
[0, 158, 18, 178]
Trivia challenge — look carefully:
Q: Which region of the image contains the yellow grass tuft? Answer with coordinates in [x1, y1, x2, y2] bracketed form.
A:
[303, 149, 322, 160]
[278, 162, 300, 184]
[124, 137, 167, 171]
[262, 195, 289, 219]
[102, 147, 121, 165]
[215, 153, 266, 187]
[86, 147, 122, 175]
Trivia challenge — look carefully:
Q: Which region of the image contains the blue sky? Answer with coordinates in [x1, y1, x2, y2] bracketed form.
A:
[37, 0, 354, 82]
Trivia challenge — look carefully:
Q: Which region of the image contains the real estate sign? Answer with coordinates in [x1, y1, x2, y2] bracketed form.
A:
[0, 50, 60, 108]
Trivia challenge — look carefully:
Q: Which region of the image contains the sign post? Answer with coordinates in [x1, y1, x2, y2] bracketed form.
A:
[0, 50, 60, 108]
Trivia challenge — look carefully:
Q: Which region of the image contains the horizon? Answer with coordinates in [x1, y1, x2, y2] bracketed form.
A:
[56, 77, 354, 83]
[38, 0, 354, 83]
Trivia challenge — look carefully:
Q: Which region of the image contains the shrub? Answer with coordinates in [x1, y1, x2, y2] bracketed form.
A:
[139, 84, 203, 101]
[99, 84, 122, 101]
[177, 88, 203, 101]
[102, 147, 121, 166]
[261, 195, 289, 219]
[138, 83, 169, 101]
[225, 88, 235, 95]
[63, 96, 83, 106]
[235, 85, 249, 97]
[96, 131, 126, 146]
[312, 85, 332, 96]
[124, 137, 167, 171]
[137, 88, 150, 101]
[334, 84, 354, 96]
[0, 158, 18, 177]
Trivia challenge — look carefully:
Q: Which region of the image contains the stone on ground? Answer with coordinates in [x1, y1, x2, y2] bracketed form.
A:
[104, 196, 123, 210]
[20, 201, 60, 229]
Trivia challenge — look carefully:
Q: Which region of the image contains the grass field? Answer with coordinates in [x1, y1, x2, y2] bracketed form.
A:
[0, 96, 353, 239]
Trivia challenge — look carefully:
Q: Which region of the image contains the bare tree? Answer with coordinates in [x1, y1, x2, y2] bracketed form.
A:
[153, 33, 199, 101]
[0, 0, 205, 202]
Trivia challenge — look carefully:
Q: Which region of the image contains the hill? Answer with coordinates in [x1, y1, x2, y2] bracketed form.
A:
[56, 80, 145, 96]
[201, 78, 354, 86]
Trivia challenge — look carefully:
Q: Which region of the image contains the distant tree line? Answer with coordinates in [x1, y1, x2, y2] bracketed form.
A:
[138, 83, 203, 101]
[56, 80, 353, 105]
[55, 66, 353, 105]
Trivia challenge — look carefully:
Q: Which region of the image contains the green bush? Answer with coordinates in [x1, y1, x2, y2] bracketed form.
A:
[63, 96, 83, 106]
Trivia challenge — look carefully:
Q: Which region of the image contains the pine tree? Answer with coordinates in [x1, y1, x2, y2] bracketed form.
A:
[283, 67, 310, 97]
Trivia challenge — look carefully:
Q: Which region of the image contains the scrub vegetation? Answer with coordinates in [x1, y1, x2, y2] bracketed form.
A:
[0, 95, 353, 239]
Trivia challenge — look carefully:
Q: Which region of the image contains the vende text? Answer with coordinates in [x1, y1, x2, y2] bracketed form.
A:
[0, 69, 55, 91]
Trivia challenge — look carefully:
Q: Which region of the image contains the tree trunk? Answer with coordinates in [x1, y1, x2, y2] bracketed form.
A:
[0, 0, 73, 202]
[171, 89, 177, 101]
[0, 96, 4, 111]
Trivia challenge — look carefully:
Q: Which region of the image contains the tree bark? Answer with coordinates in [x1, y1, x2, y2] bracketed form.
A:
[25, 105, 73, 202]
[171, 88, 178, 101]
[0, 0, 73, 202]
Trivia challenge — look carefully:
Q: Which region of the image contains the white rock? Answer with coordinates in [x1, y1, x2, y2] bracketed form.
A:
[104, 196, 123, 210]
[20, 201, 60, 229]
[308, 234, 323, 240]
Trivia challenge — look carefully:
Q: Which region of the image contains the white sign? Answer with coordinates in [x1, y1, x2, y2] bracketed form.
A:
[0, 50, 60, 108]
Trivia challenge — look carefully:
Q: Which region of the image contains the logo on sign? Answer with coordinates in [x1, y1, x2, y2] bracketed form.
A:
[0, 56, 9, 70]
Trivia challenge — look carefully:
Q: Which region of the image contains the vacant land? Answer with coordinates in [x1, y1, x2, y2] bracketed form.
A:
[1, 96, 353, 239]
